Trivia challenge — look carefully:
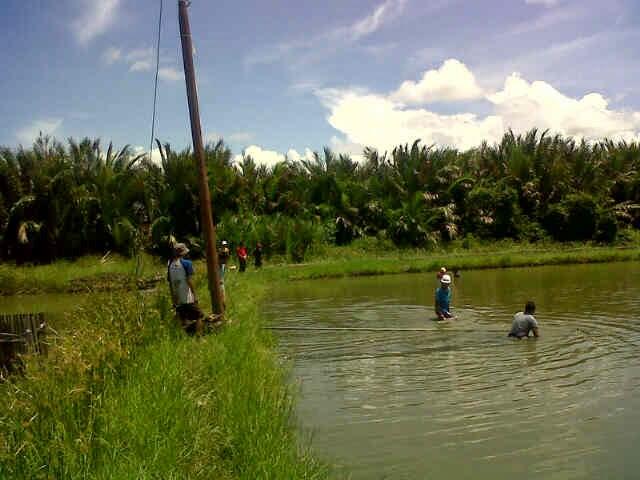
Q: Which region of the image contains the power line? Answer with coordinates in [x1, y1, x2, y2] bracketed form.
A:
[149, 0, 164, 159]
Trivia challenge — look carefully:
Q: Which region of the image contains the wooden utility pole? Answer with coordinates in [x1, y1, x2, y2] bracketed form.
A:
[178, 0, 225, 316]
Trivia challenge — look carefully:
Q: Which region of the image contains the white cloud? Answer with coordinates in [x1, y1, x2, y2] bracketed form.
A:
[102, 46, 121, 65]
[103, 46, 181, 82]
[286, 148, 315, 162]
[72, 0, 121, 45]
[488, 73, 640, 142]
[315, 59, 640, 154]
[245, 0, 407, 67]
[320, 88, 503, 152]
[329, 136, 366, 163]
[526, 0, 560, 6]
[125, 47, 154, 71]
[158, 67, 182, 82]
[286, 149, 301, 161]
[125, 47, 154, 62]
[390, 59, 484, 104]
[132, 146, 162, 164]
[508, 4, 583, 35]
[129, 60, 152, 72]
[345, 0, 407, 41]
[16, 118, 63, 144]
[233, 145, 286, 168]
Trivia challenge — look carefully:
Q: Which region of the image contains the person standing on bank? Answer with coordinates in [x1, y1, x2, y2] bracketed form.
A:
[236, 241, 248, 272]
[167, 242, 203, 334]
[435, 274, 454, 320]
[218, 240, 231, 289]
[508, 301, 540, 339]
[254, 242, 263, 268]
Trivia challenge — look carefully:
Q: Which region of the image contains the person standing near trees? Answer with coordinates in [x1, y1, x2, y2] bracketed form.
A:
[434, 274, 454, 320]
[254, 242, 263, 268]
[236, 241, 248, 272]
[167, 242, 203, 334]
[218, 240, 230, 282]
[508, 301, 540, 339]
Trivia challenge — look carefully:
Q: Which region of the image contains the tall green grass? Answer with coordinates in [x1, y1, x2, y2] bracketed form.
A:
[0, 280, 329, 479]
[0, 253, 161, 295]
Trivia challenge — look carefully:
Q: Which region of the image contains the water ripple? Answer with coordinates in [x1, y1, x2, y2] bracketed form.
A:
[264, 262, 640, 480]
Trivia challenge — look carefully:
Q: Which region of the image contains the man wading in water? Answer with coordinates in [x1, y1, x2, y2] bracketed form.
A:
[508, 301, 540, 339]
[435, 274, 454, 320]
[167, 243, 203, 334]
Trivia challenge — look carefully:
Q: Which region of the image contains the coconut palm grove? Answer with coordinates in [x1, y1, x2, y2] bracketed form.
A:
[1, 129, 639, 264]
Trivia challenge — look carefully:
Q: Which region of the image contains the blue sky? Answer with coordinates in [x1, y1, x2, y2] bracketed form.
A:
[2, 0, 639, 165]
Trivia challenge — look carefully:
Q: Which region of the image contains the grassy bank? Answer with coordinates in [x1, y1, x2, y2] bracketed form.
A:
[277, 243, 640, 280]
[0, 254, 163, 296]
[2, 241, 639, 296]
[0, 280, 329, 479]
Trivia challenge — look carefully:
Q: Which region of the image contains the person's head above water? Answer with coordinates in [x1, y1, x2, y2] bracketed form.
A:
[440, 274, 452, 286]
[525, 300, 536, 315]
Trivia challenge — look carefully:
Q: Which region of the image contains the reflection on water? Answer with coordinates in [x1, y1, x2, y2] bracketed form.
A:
[264, 262, 640, 480]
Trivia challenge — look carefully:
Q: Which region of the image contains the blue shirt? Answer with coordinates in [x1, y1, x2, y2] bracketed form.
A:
[167, 258, 194, 305]
[435, 286, 451, 312]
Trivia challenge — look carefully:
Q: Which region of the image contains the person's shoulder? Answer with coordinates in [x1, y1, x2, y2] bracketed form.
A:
[180, 258, 194, 272]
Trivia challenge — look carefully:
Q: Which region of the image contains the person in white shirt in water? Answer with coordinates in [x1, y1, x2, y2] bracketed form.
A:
[167, 242, 203, 334]
[508, 301, 540, 339]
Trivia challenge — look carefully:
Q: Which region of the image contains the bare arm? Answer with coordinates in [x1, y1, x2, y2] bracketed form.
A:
[531, 327, 539, 337]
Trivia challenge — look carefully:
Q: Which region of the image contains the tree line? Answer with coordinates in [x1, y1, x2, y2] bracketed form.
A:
[1, 129, 638, 263]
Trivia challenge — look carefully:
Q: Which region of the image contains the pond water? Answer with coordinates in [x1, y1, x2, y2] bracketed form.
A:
[264, 262, 640, 480]
[0, 292, 116, 326]
[0, 292, 91, 318]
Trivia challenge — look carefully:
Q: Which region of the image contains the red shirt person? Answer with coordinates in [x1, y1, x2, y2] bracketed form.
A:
[236, 241, 248, 272]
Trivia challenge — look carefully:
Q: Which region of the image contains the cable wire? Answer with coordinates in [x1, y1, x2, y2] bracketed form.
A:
[149, 0, 164, 159]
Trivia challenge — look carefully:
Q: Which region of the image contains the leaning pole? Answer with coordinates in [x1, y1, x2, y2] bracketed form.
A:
[178, 0, 225, 316]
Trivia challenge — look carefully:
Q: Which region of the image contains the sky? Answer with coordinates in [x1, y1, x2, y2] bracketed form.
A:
[1, 0, 640, 165]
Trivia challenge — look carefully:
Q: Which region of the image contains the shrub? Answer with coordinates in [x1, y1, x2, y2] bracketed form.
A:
[545, 194, 600, 241]
[596, 213, 618, 243]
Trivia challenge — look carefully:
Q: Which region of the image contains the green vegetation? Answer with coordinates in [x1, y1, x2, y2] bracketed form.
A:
[2, 246, 640, 478]
[2, 238, 639, 295]
[0, 253, 161, 295]
[262, 241, 640, 280]
[0, 276, 329, 479]
[1, 130, 639, 264]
